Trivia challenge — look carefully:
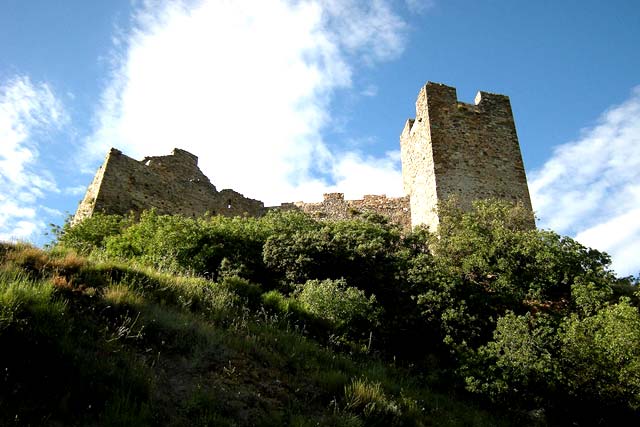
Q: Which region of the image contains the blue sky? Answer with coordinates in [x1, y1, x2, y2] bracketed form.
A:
[1, 0, 639, 276]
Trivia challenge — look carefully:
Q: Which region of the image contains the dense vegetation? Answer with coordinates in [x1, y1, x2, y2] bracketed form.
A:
[1, 200, 638, 425]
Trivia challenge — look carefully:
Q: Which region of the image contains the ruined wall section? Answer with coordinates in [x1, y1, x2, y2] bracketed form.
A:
[277, 193, 411, 229]
[142, 148, 210, 185]
[73, 148, 264, 223]
[401, 82, 534, 229]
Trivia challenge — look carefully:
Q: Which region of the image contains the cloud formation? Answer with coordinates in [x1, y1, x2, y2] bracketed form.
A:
[85, 0, 407, 205]
[0, 76, 66, 241]
[404, 0, 436, 14]
[530, 87, 640, 276]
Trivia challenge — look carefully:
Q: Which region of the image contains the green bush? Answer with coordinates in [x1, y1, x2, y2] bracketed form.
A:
[101, 210, 273, 281]
[262, 290, 299, 314]
[219, 276, 263, 309]
[465, 312, 560, 408]
[295, 278, 382, 346]
[56, 213, 129, 254]
[412, 199, 617, 354]
[559, 298, 640, 412]
[263, 216, 403, 294]
[466, 298, 640, 423]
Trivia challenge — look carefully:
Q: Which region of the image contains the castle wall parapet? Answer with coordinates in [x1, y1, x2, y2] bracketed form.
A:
[274, 193, 410, 229]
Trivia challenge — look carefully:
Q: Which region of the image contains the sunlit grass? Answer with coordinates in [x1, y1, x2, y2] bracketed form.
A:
[103, 283, 144, 307]
[0, 269, 65, 332]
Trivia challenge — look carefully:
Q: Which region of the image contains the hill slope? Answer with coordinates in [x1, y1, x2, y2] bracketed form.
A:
[2, 201, 639, 425]
[0, 242, 501, 426]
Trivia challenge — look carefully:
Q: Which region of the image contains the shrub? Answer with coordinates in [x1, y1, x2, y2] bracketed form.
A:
[102, 211, 275, 282]
[295, 278, 381, 345]
[263, 216, 402, 294]
[433, 199, 612, 303]
[55, 213, 128, 254]
[413, 199, 617, 355]
[219, 276, 263, 309]
[559, 298, 640, 412]
[465, 312, 560, 407]
[466, 297, 640, 422]
[261, 290, 296, 313]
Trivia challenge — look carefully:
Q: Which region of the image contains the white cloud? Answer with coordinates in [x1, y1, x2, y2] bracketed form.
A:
[404, 0, 436, 14]
[361, 84, 378, 97]
[530, 86, 640, 276]
[330, 150, 403, 198]
[317, 0, 406, 63]
[0, 76, 66, 241]
[84, 0, 406, 206]
[64, 185, 89, 196]
[40, 206, 64, 217]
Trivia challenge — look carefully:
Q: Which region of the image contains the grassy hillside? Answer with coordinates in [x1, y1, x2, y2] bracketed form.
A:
[0, 242, 499, 426]
[2, 200, 639, 425]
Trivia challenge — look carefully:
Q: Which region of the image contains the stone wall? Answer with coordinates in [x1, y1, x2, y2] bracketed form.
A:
[401, 82, 534, 229]
[276, 193, 411, 229]
[74, 81, 534, 233]
[73, 148, 264, 223]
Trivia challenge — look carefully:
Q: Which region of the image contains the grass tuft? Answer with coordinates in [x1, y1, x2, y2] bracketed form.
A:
[344, 378, 400, 422]
[103, 283, 144, 307]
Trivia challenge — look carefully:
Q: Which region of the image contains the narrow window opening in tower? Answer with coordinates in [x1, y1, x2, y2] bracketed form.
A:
[227, 199, 232, 209]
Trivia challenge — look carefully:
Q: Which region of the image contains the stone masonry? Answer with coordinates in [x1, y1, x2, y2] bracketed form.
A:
[278, 193, 411, 229]
[400, 82, 534, 229]
[73, 148, 264, 223]
[73, 81, 534, 231]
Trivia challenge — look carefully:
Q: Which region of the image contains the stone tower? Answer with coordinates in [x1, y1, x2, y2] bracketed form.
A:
[400, 82, 533, 229]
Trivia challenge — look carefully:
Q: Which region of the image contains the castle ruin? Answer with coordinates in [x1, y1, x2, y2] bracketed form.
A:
[73, 82, 534, 230]
[73, 148, 264, 222]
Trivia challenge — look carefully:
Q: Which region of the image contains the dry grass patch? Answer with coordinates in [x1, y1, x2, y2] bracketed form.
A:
[103, 283, 144, 307]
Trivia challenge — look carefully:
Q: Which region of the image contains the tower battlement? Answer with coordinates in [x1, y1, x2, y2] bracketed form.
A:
[474, 90, 512, 110]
